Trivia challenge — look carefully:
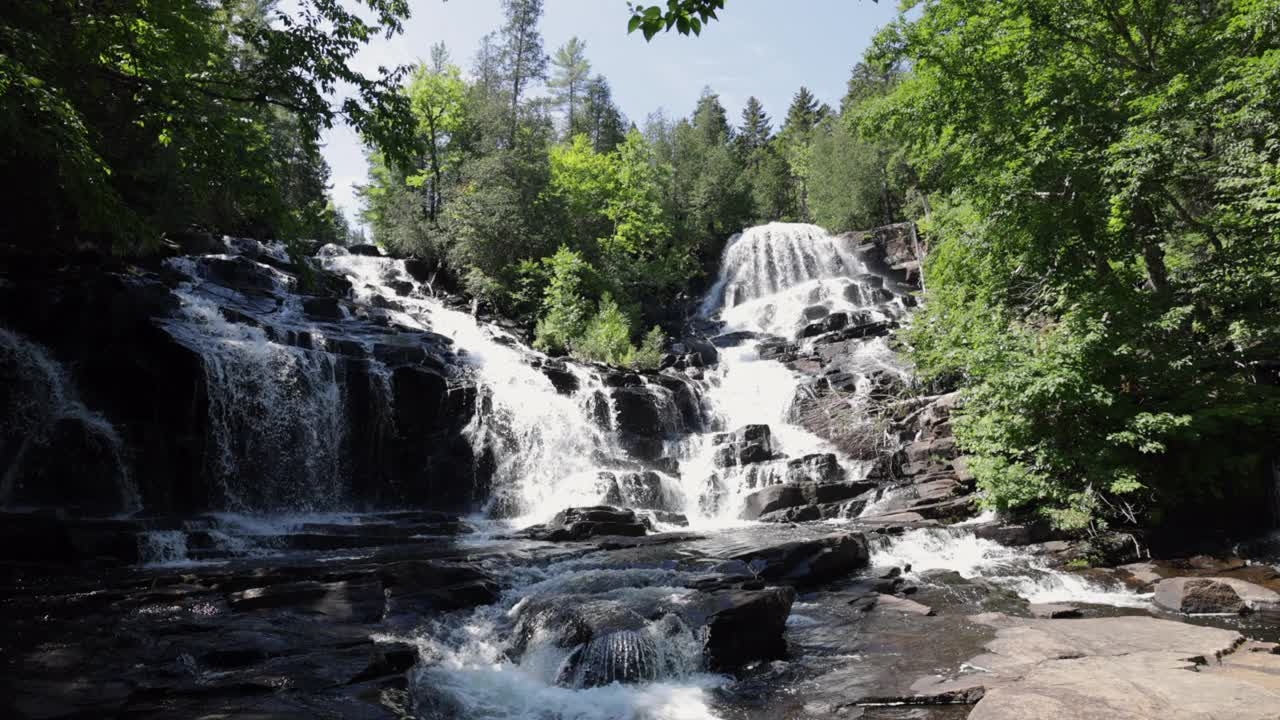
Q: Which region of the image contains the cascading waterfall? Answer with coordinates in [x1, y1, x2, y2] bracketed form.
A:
[678, 223, 910, 522]
[322, 251, 627, 522]
[162, 254, 349, 512]
[0, 327, 141, 513]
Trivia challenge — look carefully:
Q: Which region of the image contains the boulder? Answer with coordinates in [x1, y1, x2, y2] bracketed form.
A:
[349, 243, 383, 256]
[740, 484, 809, 520]
[784, 453, 844, 484]
[801, 305, 830, 321]
[1153, 576, 1280, 614]
[758, 505, 822, 523]
[380, 561, 499, 620]
[540, 360, 580, 395]
[520, 506, 648, 542]
[701, 588, 797, 672]
[558, 630, 663, 687]
[612, 386, 667, 437]
[731, 532, 869, 585]
[712, 424, 775, 467]
[302, 295, 345, 320]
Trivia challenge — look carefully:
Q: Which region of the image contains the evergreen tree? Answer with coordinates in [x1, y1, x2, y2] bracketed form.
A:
[548, 37, 592, 138]
[737, 97, 772, 153]
[780, 86, 828, 220]
[582, 76, 626, 153]
[498, 0, 549, 148]
[692, 88, 731, 146]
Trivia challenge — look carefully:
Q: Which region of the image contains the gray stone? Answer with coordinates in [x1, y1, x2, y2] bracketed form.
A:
[1154, 576, 1280, 614]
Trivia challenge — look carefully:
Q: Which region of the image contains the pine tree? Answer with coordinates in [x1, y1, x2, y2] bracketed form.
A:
[549, 37, 591, 138]
[498, 0, 549, 148]
[783, 86, 823, 137]
[692, 88, 731, 146]
[737, 96, 771, 152]
[780, 87, 826, 221]
[583, 76, 626, 153]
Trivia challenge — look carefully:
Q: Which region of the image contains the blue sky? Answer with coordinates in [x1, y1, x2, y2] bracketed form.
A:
[325, 0, 902, 222]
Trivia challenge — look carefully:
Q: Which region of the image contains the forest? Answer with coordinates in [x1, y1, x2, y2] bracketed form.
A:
[3, 0, 1278, 535]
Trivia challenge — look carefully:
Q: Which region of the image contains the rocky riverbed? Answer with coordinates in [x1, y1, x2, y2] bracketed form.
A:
[3, 223, 1280, 718]
[5, 511, 1280, 719]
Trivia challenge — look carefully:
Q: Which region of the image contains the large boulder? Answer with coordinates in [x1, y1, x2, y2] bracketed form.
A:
[700, 588, 796, 672]
[739, 484, 808, 520]
[1153, 576, 1280, 614]
[597, 470, 685, 512]
[519, 506, 648, 542]
[731, 532, 869, 585]
[713, 424, 775, 467]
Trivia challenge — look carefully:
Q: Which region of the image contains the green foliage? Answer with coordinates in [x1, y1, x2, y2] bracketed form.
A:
[533, 247, 596, 354]
[877, 0, 1280, 531]
[627, 0, 724, 41]
[1, 0, 413, 252]
[573, 294, 635, 364]
[628, 325, 668, 369]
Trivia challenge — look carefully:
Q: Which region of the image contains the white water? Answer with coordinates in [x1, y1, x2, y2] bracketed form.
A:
[677, 223, 909, 523]
[872, 528, 1151, 608]
[322, 251, 627, 524]
[161, 257, 348, 512]
[399, 559, 728, 720]
[0, 327, 141, 513]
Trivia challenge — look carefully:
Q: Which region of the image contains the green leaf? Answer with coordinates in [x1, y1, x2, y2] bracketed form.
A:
[628, 16, 642, 33]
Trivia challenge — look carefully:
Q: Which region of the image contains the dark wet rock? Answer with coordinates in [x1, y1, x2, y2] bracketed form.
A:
[199, 255, 285, 294]
[711, 330, 771, 348]
[972, 519, 1062, 547]
[700, 587, 797, 672]
[758, 505, 822, 523]
[597, 470, 684, 512]
[758, 339, 798, 362]
[539, 359, 580, 395]
[1153, 576, 1280, 614]
[519, 506, 648, 542]
[380, 561, 499, 620]
[731, 532, 869, 585]
[558, 630, 663, 688]
[512, 597, 648, 661]
[740, 484, 807, 520]
[712, 424, 775, 467]
[301, 295, 345, 320]
[612, 385, 666, 436]
[349, 243, 384, 256]
[227, 578, 386, 622]
[740, 477, 874, 521]
[784, 453, 844, 483]
[801, 305, 830, 321]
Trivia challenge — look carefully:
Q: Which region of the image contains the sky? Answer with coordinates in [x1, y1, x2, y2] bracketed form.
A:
[324, 0, 903, 223]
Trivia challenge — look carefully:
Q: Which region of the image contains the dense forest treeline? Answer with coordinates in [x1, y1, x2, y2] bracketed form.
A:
[864, 0, 1280, 535]
[3, 0, 1279, 535]
[355, 0, 907, 365]
[0, 0, 436, 252]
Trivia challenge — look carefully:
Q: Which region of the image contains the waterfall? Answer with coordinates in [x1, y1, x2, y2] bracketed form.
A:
[162, 256, 350, 512]
[0, 327, 140, 513]
[321, 251, 625, 523]
[679, 223, 910, 522]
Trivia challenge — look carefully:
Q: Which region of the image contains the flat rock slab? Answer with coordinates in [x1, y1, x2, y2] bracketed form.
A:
[1028, 603, 1080, 619]
[911, 614, 1280, 720]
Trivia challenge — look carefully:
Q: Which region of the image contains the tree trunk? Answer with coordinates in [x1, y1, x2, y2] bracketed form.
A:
[1134, 200, 1170, 295]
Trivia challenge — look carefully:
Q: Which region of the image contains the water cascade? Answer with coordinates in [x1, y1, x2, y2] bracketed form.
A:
[0, 327, 140, 513]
